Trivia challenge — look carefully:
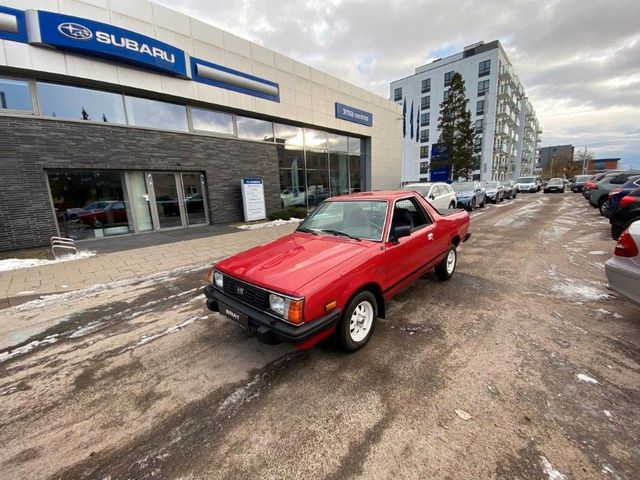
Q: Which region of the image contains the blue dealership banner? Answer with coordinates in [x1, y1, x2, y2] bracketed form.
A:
[0, 6, 28, 43]
[27, 10, 189, 78]
[430, 143, 450, 181]
[335, 102, 373, 127]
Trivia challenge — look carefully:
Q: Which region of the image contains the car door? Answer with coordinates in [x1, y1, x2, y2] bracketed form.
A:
[384, 197, 437, 294]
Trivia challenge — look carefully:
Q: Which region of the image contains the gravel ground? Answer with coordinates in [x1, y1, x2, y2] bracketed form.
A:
[0, 191, 638, 480]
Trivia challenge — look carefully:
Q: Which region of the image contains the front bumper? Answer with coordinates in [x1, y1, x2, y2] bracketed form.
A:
[204, 285, 341, 345]
[605, 257, 640, 305]
[456, 197, 473, 206]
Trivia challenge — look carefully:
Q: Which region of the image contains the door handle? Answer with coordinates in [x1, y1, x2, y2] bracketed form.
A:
[427, 233, 434, 241]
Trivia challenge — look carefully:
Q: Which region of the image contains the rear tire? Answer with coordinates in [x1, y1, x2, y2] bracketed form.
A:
[337, 291, 378, 352]
[435, 247, 457, 281]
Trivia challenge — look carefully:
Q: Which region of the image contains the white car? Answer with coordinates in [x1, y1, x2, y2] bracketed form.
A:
[605, 220, 640, 305]
[402, 182, 457, 210]
[516, 176, 539, 193]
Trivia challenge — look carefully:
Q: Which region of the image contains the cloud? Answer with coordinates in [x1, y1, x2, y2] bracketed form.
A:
[157, 0, 640, 168]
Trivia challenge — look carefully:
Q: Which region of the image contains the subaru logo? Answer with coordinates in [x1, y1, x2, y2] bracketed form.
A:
[58, 22, 93, 41]
[236, 286, 244, 296]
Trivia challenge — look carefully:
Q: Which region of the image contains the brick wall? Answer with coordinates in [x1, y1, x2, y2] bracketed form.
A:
[0, 116, 281, 251]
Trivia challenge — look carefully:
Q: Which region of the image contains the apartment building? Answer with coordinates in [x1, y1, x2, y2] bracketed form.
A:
[390, 40, 542, 183]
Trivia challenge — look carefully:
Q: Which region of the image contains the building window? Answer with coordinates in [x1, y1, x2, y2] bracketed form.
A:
[420, 147, 429, 159]
[421, 96, 430, 110]
[125, 95, 188, 131]
[349, 137, 361, 155]
[191, 108, 234, 135]
[420, 112, 430, 126]
[444, 71, 454, 87]
[350, 153, 361, 193]
[421, 78, 431, 93]
[273, 123, 303, 146]
[478, 59, 491, 77]
[329, 152, 350, 196]
[475, 119, 483, 134]
[477, 79, 490, 96]
[394, 87, 402, 101]
[474, 137, 482, 152]
[420, 129, 429, 143]
[420, 161, 429, 174]
[236, 116, 274, 141]
[328, 133, 348, 152]
[443, 89, 451, 101]
[0, 77, 33, 112]
[304, 129, 328, 149]
[38, 82, 127, 124]
[476, 99, 485, 115]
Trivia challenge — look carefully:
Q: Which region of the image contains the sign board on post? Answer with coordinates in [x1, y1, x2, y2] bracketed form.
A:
[240, 178, 266, 222]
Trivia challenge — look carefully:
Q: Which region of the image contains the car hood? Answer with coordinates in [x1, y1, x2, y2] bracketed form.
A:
[216, 232, 372, 294]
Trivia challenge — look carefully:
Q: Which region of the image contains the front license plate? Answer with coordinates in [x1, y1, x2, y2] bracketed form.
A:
[219, 303, 249, 329]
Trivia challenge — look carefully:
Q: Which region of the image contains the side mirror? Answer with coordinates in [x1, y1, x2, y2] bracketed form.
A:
[391, 225, 411, 244]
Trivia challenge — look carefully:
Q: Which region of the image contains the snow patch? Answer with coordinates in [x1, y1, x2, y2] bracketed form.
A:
[589, 251, 608, 255]
[577, 373, 599, 384]
[0, 334, 59, 363]
[540, 456, 567, 480]
[0, 251, 96, 272]
[121, 315, 205, 353]
[237, 218, 300, 230]
[552, 282, 610, 302]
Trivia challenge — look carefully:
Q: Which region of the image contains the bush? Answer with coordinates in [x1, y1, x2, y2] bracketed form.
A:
[268, 206, 307, 221]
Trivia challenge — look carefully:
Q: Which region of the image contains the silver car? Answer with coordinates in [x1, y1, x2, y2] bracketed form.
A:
[605, 220, 640, 305]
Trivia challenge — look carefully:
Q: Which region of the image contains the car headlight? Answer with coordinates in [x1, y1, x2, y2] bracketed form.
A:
[269, 293, 304, 325]
[213, 271, 224, 288]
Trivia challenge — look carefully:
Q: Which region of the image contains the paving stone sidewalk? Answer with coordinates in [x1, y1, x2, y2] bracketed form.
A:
[0, 223, 298, 308]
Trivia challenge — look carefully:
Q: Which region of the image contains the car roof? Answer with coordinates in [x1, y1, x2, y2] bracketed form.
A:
[403, 182, 433, 187]
[328, 191, 428, 201]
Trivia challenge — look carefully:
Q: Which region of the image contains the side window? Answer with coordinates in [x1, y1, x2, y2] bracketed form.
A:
[393, 198, 432, 233]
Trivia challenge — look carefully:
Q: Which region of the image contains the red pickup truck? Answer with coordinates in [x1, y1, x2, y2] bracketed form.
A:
[204, 191, 470, 351]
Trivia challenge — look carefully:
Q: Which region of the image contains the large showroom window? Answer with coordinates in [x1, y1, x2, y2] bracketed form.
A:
[48, 169, 132, 241]
[305, 149, 330, 208]
[124, 96, 189, 131]
[0, 77, 33, 112]
[191, 108, 234, 135]
[37, 82, 126, 124]
[236, 116, 273, 141]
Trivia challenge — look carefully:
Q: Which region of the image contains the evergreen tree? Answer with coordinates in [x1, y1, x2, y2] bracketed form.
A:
[436, 73, 476, 180]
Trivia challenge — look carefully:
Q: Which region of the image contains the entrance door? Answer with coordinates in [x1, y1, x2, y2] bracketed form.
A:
[181, 173, 209, 226]
[148, 173, 184, 229]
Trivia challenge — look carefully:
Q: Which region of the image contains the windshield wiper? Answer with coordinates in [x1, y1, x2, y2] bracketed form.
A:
[320, 229, 361, 241]
[296, 227, 318, 235]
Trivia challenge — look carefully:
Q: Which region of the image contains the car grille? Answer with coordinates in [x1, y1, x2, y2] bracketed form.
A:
[222, 275, 269, 310]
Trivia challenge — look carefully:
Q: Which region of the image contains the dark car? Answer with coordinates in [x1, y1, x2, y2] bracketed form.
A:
[582, 172, 610, 199]
[571, 175, 592, 193]
[602, 176, 640, 218]
[502, 180, 517, 199]
[544, 178, 565, 193]
[610, 187, 640, 239]
[589, 170, 640, 213]
[483, 181, 505, 203]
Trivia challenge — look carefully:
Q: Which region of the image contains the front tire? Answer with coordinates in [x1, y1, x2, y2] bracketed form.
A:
[435, 246, 457, 281]
[337, 291, 378, 352]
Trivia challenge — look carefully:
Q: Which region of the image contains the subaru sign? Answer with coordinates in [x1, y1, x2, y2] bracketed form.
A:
[335, 103, 373, 127]
[430, 143, 450, 182]
[26, 10, 189, 78]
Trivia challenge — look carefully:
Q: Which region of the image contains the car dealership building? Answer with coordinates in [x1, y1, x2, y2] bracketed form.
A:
[0, 0, 402, 252]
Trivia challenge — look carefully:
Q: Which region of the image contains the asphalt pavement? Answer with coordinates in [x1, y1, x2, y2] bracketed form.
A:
[1, 192, 638, 479]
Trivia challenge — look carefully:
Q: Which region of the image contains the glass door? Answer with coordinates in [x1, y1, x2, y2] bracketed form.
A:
[181, 173, 209, 225]
[147, 173, 184, 229]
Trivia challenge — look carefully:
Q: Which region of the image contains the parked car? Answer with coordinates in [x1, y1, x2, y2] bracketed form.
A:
[543, 178, 565, 193]
[502, 180, 517, 199]
[605, 221, 640, 305]
[571, 175, 592, 193]
[589, 170, 640, 214]
[610, 187, 640, 239]
[483, 181, 505, 203]
[280, 186, 306, 208]
[602, 176, 640, 218]
[77, 200, 128, 227]
[583, 172, 613, 199]
[204, 191, 471, 351]
[516, 176, 538, 193]
[451, 181, 486, 211]
[402, 182, 457, 210]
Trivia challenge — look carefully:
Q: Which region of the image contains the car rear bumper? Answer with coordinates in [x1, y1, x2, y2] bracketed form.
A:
[605, 257, 640, 305]
[204, 285, 341, 345]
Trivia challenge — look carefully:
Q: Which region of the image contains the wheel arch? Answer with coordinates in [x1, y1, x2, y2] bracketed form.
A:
[350, 282, 386, 319]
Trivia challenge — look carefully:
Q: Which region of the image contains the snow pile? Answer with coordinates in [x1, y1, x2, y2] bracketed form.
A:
[237, 218, 301, 230]
[577, 373, 599, 384]
[0, 251, 96, 272]
[540, 456, 567, 480]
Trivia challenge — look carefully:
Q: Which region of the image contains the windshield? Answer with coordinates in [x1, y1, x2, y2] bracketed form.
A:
[451, 182, 474, 192]
[549, 178, 563, 185]
[517, 177, 535, 183]
[484, 182, 498, 188]
[575, 175, 591, 181]
[297, 200, 388, 241]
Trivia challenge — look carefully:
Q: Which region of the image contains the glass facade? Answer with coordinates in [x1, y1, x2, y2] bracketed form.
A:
[38, 82, 126, 123]
[191, 108, 234, 135]
[125, 96, 189, 131]
[0, 77, 32, 111]
[236, 116, 273, 141]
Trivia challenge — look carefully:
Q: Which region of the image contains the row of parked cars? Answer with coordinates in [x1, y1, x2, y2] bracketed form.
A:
[401, 180, 522, 211]
[573, 171, 640, 306]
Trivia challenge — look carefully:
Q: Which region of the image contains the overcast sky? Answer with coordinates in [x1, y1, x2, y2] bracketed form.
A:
[158, 0, 640, 169]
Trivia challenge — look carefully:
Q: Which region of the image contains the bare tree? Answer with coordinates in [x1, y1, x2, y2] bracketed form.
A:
[574, 148, 594, 174]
